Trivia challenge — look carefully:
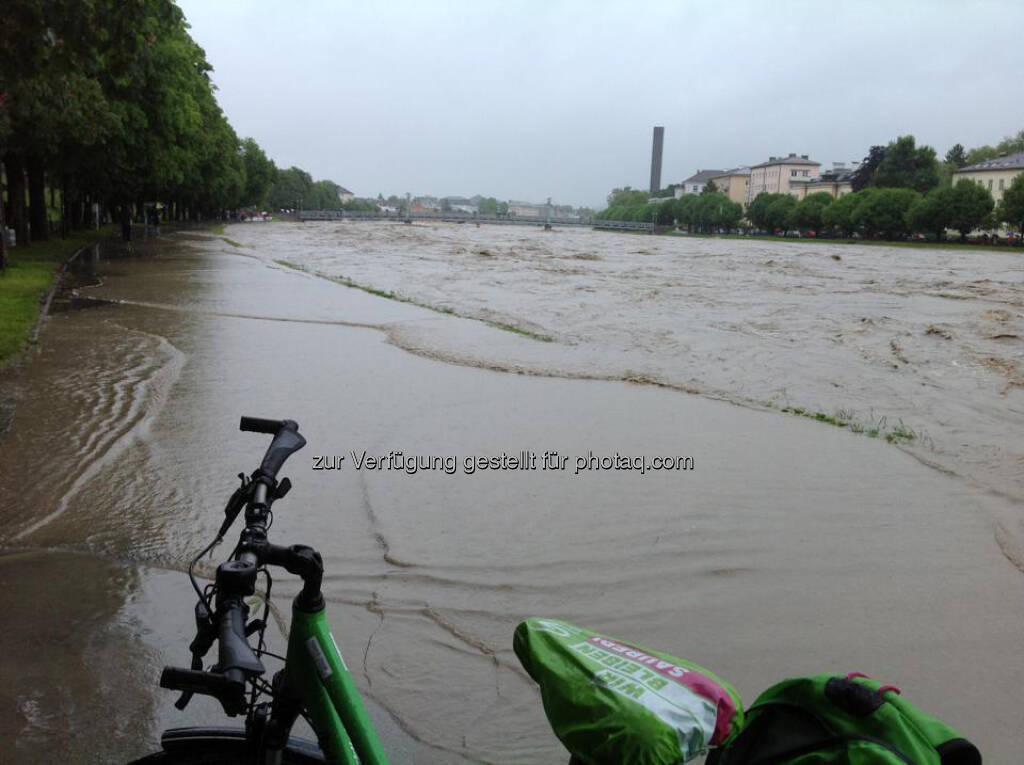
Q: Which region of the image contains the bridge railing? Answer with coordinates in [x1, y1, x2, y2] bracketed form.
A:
[297, 210, 346, 220]
[591, 219, 656, 231]
[296, 209, 652, 232]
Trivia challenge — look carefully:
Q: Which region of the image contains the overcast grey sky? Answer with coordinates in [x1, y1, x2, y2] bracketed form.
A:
[178, 0, 1024, 208]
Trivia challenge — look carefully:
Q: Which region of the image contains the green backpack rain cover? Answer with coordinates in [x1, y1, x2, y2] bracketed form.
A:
[710, 673, 981, 765]
[514, 618, 744, 764]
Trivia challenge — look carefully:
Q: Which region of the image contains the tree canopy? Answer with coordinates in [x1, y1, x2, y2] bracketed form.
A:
[947, 180, 994, 240]
[869, 136, 940, 193]
[906, 187, 955, 240]
[607, 187, 651, 207]
[852, 188, 919, 238]
[997, 174, 1024, 237]
[790, 192, 834, 232]
[0, 0, 278, 248]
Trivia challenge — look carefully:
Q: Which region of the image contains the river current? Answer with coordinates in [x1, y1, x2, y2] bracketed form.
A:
[1, 224, 1021, 762]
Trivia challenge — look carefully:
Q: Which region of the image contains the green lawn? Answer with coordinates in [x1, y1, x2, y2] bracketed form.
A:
[0, 229, 111, 363]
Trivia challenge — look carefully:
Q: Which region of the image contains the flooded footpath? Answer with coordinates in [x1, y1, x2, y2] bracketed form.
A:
[0, 227, 1022, 762]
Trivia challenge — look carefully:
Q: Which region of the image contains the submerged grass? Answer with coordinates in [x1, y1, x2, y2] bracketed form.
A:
[781, 405, 917, 443]
[0, 228, 113, 364]
[221, 237, 244, 248]
[272, 259, 553, 342]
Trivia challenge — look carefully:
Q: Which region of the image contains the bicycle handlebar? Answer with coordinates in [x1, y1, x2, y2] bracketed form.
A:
[239, 415, 286, 434]
[163, 416, 309, 716]
[240, 416, 306, 483]
[161, 665, 248, 716]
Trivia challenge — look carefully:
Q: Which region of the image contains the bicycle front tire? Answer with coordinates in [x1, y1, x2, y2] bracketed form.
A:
[130, 726, 325, 764]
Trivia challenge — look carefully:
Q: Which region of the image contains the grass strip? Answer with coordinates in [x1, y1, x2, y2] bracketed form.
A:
[781, 405, 917, 443]
[272, 259, 554, 342]
[0, 229, 112, 364]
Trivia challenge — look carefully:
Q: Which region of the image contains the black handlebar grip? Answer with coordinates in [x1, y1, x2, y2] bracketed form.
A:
[161, 666, 215, 693]
[258, 423, 306, 481]
[161, 666, 248, 717]
[217, 600, 265, 676]
[239, 416, 285, 434]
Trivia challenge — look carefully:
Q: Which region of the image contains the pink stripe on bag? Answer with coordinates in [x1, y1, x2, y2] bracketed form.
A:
[587, 635, 737, 744]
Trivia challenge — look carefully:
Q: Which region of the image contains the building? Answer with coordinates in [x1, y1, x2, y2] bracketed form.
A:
[338, 187, 354, 203]
[953, 152, 1024, 204]
[508, 201, 544, 218]
[706, 167, 750, 206]
[746, 154, 821, 203]
[796, 162, 858, 200]
[411, 196, 441, 213]
[674, 170, 726, 197]
[440, 196, 478, 214]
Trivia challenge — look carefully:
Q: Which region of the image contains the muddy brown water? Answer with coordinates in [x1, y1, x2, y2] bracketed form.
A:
[0, 226, 1021, 762]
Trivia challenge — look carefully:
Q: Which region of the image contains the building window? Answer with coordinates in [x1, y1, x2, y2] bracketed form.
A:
[999, 179, 1005, 190]
[791, 170, 796, 176]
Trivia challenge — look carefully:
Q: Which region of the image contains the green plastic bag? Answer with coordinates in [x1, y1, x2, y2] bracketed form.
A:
[709, 673, 981, 764]
[514, 618, 744, 764]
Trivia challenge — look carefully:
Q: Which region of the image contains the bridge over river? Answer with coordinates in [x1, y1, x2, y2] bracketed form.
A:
[295, 209, 655, 232]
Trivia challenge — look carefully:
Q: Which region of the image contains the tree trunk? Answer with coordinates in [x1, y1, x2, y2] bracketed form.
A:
[0, 161, 7, 270]
[69, 189, 83, 229]
[5, 153, 29, 246]
[27, 156, 49, 241]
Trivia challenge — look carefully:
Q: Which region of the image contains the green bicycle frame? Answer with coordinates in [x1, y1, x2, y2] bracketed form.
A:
[280, 601, 390, 765]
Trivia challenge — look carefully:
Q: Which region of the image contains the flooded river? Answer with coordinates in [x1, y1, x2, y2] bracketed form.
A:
[1, 225, 1021, 762]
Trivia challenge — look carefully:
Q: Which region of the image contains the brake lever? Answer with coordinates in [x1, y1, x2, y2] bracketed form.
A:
[174, 654, 202, 710]
[176, 599, 218, 710]
[216, 473, 251, 538]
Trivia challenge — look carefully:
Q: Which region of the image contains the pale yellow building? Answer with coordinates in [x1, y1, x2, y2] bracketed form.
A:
[746, 153, 820, 203]
[795, 162, 857, 200]
[674, 169, 725, 197]
[707, 168, 750, 206]
[952, 152, 1024, 204]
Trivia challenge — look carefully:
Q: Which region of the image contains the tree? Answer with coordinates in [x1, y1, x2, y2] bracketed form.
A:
[821, 192, 863, 237]
[746, 193, 790, 231]
[948, 180, 994, 240]
[965, 145, 999, 165]
[944, 144, 968, 168]
[239, 138, 276, 208]
[997, 174, 1024, 238]
[710, 194, 742, 232]
[308, 180, 343, 209]
[267, 166, 313, 210]
[964, 130, 1024, 168]
[995, 129, 1024, 156]
[702, 179, 719, 195]
[655, 199, 675, 225]
[850, 146, 886, 191]
[673, 195, 698, 231]
[688, 192, 740, 233]
[607, 187, 650, 207]
[851, 188, 919, 239]
[790, 192, 834, 233]
[906, 187, 955, 240]
[870, 135, 940, 193]
[766, 195, 797, 234]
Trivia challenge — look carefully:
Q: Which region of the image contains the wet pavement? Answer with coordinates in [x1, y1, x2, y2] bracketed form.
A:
[0, 227, 1021, 762]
